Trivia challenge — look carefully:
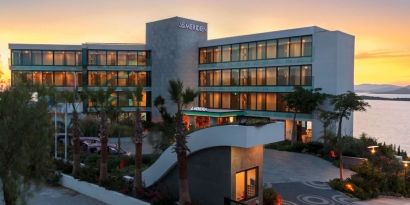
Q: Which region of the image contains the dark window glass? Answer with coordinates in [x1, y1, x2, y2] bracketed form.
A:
[206, 48, 213, 64]
[290, 37, 302, 57]
[277, 93, 288, 112]
[76, 52, 82, 66]
[118, 92, 132, 107]
[266, 67, 277, 85]
[277, 67, 289, 85]
[248, 42, 256, 60]
[12, 50, 22, 65]
[32, 51, 42, 65]
[289, 66, 301, 85]
[301, 65, 312, 85]
[138, 72, 147, 86]
[240, 93, 248, 110]
[231, 44, 240, 61]
[21, 50, 31, 65]
[302, 36, 312, 56]
[128, 71, 138, 86]
[278, 38, 289, 58]
[266, 40, 277, 59]
[231, 93, 240, 110]
[231, 69, 240, 86]
[240, 43, 248, 61]
[222, 45, 231, 62]
[257, 41, 266, 60]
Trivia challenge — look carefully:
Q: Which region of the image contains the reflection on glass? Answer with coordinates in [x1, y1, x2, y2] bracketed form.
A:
[32, 51, 42, 65]
[277, 67, 289, 85]
[302, 36, 312, 56]
[222, 45, 231, 62]
[301, 65, 312, 85]
[266, 93, 276, 111]
[266, 67, 276, 85]
[43, 51, 53, 65]
[257, 68, 265, 85]
[54, 51, 65, 65]
[213, 46, 221, 63]
[231, 69, 239, 86]
[12, 50, 22, 65]
[290, 66, 301, 85]
[231, 44, 240, 61]
[240, 69, 248, 86]
[290, 37, 301, 57]
[222, 70, 231, 86]
[54, 72, 65, 86]
[257, 41, 266, 60]
[278, 38, 289, 58]
[240, 43, 248, 61]
[266, 40, 277, 59]
[248, 42, 256, 60]
[107, 51, 117, 66]
[21, 50, 31, 65]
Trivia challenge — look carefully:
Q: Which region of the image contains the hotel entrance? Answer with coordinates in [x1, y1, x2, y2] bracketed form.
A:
[182, 107, 244, 129]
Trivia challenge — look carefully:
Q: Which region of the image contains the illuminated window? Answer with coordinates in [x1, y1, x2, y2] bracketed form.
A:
[66, 72, 76, 87]
[127, 51, 138, 65]
[240, 69, 248, 86]
[257, 93, 266, 110]
[88, 71, 106, 86]
[133, 91, 147, 107]
[235, 167, 258, 201]
[54, 51, 65, 65]
[302, 36, 312, 57]
[33, 72, 42, 85]
[266, 67, 277, 85]
[257, 68, 265, 85]
[231, 44, 240, 61]
[277, 67, 289, 85]
[213, 70, 221, 86]
[240, 43, 248, 61]
[106, 71, 117, 86]
[290, 66, 301, 85]
[138, 72, 147, 86]
[138, 51, 147, 66]
[199, 48, 207, 64]
[222, 70, 231, 86]
[290, 37, 302, 57]
[118, 51, 127, 65]
[42, 72, 53, 86]
[257, 41, 266, 60]
[54, 72, 65, 86]
[249, 69, 257, 86]
[248, 42, 256, 60]
[76, 52, 82, 65]
[65, 52, 76, 66]
[213, 46, 221, 63]
[222, 45, 231, 62]
[213, 92, 221, 108]
[42, 51, 53, 65]
[301, 65, 312, 85]
[118, 71, 128, 86]
[266, 40, 277, 59]
[206, 48, 213, 64]
[107, 51, 117, 66]
[221, 93, 230, 109]
[266, 93, 277, 111]
[240, 93, 248, 110]
[249, 93, 257, 110]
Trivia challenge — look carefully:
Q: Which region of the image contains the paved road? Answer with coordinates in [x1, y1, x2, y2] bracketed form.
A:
[108, 136, 154, 155]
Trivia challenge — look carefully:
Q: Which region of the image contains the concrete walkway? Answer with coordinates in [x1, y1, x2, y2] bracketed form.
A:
[263, 149, 355, 183]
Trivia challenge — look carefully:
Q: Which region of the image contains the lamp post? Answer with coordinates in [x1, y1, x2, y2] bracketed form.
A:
[367, 145, 379, 176]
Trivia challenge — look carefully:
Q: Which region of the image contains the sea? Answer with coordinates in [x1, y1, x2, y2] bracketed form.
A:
[354, 93, 410, 153]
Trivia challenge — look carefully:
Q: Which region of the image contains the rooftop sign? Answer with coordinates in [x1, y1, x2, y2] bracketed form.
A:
[178, 22, 206, 32]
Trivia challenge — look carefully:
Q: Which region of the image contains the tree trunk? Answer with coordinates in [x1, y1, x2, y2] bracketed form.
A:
[339, 153, 344, 180]
[177, 149, 191, 205]
[3, 171, 17, 205]
[99, 113, 109, 183]
[133, 107, 144, 194]
[337, 116, 344, 180]
[291, 112, 297, 144]
[72, 110, 81, 177]
[337, 116, 343, 138]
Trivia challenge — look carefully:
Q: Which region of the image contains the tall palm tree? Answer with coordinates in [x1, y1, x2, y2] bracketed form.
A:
[86, 87, 117, 183]
[168, 79, 197, 205]
[331, 91, 369, 180]
[132, 85, 144, 194]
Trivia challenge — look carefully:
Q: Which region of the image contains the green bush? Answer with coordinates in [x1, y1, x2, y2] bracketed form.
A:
[263, 187, 281, 205]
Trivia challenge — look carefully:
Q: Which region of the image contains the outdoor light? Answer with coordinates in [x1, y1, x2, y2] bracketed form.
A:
[367, 145, 379, 155]
[402, 161, 410, 168]
[344, 183, 355, 192]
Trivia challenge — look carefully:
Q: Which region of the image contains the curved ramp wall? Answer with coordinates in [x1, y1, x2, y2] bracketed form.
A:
[142, 122, 284, 187]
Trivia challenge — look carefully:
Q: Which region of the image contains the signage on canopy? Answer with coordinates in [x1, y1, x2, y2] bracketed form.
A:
[190, 107, 208, 112]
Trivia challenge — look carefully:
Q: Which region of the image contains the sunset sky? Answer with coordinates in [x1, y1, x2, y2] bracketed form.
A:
[0, 0, 409, 85]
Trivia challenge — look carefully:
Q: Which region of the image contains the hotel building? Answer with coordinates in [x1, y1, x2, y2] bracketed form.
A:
[9, 16, 354, 141]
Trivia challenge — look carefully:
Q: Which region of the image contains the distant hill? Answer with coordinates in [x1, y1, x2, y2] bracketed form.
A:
[373, 85, 410, 94]
[354, 84, 401, 93]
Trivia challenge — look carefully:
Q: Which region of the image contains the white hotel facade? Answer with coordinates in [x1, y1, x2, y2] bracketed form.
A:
[9, 16, 354, 141]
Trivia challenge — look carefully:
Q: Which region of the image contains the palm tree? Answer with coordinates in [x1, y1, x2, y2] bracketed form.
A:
[132, 85, 144, 194]
[331, 91, 370, 180]
[167, 79, 197, 205]
[59, 88, 83, 177]
[284, 86, 326, 143]
[86, 87, 117, 183]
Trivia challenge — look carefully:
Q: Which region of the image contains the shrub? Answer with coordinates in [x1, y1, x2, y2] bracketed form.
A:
[263, 187, 282, 205]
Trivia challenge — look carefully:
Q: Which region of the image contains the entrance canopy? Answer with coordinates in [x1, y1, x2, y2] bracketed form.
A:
[182, 107, 245, 118]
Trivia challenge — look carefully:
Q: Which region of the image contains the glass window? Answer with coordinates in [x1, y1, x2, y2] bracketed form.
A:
[290, 66, 301, 85]
[66, 72, 75, 87]
[257, 68, 265, 85]
[118, 92, 131, 107]
[133, 91, 147, 107]
[277, 67, 289, 85]
[213, 46, 221, 63]
[65, 52, 76, 66]
[240, 43, 248, 61]
[107, 51, 117, 66]
[138, 72, 147, 86]
[257, 41, 266, 60]
[246, 168, 257, 199]
[118, 51, 127, 65]
[110, 92, 118, 107]
[278, 38, 289, 58]
[88, 51, 98, 65]
[106, 71, 117, 86]
[127, 51, 138, 65]
[199, 48, 207, 64]
[266, 67, 277, 85]
[248, 42, 256, 60]
[240, 69, 248, 86]
[290, 37, 301, 57]
[88, 71, 106, 86]
[199, 71, 206, 86]
[231, 44, 240, 61]
[257, 93, 266, 110]
[231, 69, 240, 86]
[118, 71, 128, 86]
[249, 68, 257, 86]
[222, 93, 231, 109]
[208, 92, 214, 108]
[199, 92, 207, 107]
[54, 51, 65, 65]
[222, 45, 231, 62]
[213, 92, 221, 108]
[32, 51, 42, 65]
[213, 70, 221, 86]
[266, 93, 277, 111]
[277, 93, 288, 112]
[21, 50, 31, 65]
[76, 52, 82, 65]
[266, 40, 277, 59]
[33, 72, 42, 85]
[13, 71, 32, 85]
[206, 48, 213, 64]
[235, 171, 245, 201]
[97, 51, 107, 65]
[12, 50, 22, 65]
[54, 72, 65, 86]
[302, 36, 312, 56]
[301, 65, 312, 85]
[128, 71, 138, 86]
[222, 70, 231, 86]
[138, 51, 147, 66]
[235, 167, 258, 201]
[43, 51, 53, 65]
[76, 72, 82, 86]
[240, 93, 248, 110]
[42, 72, 53, 86]
[250, 93, 257, 110]
[231, 93, 240, 110]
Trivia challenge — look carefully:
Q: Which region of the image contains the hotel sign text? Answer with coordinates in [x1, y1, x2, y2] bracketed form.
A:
[178, 22, 206, 32]
[190, 107, 208, 112]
